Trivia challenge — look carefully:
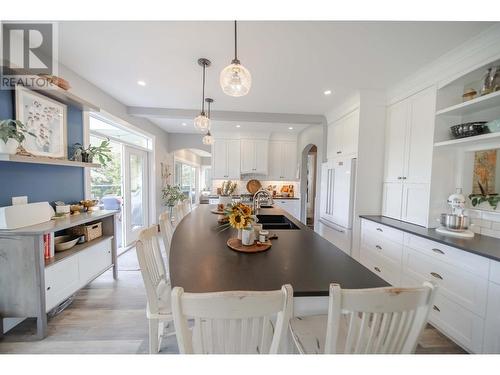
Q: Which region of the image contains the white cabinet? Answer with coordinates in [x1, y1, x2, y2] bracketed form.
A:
[78, 238, 112, 286]
[359, 218, 498, 353]
[45, 256, 79, 312]
[241, 139, 268, 175]
[327, 109, 359, 159]
[212, 138, 241, 179]
[268, 141, 297, 180]
[484, 280, 500, 353]
[274, 199, 300, 220]
[382, 86, 436, 226]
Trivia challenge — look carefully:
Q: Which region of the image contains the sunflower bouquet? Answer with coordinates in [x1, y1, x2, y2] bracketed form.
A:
[220, 202, 254, 230]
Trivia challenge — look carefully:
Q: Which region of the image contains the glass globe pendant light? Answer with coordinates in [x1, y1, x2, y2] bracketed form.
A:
[202, 98, 214, 145]
[220, 21, 251, 97]
[194, 58, 212, 132]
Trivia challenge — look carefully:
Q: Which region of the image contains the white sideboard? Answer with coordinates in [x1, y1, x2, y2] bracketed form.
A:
[360, 217, 499, 353]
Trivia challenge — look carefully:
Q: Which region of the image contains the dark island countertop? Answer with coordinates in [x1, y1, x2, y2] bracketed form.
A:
[360, 215, 500, 262]
[170, 205, 388, 297]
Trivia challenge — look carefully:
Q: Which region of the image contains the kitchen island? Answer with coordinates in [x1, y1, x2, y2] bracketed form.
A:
[170, 205, 388, 316]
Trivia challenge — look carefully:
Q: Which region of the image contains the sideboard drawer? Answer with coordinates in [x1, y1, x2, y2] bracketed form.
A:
[404, 233, 489, 277]
[402, 247, 488, 317]
[361, 219, 404, 244]
[45, 256, 79, 312]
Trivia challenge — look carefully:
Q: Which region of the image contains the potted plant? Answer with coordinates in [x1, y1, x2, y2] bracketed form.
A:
[72, 139, 112, 166]
[219, 180, 237, 206]
[0, 119, 35, 154]
[220, 202, 254, 240]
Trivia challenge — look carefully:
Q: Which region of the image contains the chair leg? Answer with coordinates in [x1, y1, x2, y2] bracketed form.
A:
[149, 318, 159, 354]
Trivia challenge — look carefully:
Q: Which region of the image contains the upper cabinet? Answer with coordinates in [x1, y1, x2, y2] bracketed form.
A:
[240, 139, 269, 175]
[268, 141, 298, 180]
[327, 109, 359, 159]
[382, 86, 437, 226]
[212, 138, 241, 179]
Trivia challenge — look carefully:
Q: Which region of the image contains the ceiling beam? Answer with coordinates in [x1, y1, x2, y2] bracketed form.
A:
[127, 106, 326, 125]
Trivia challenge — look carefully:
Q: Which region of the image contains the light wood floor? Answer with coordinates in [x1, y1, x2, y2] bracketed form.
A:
[0, 249, 466, 354]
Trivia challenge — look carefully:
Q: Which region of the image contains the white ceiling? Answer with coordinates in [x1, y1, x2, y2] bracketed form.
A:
[58, 21, 495, 134]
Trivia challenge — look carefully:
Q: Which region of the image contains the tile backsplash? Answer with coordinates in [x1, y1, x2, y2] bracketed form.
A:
[212, 180, 300, 198]
[466, 208, 500, 239]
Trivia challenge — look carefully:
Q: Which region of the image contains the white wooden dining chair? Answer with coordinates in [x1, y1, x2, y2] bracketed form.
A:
[136, 225, 175, 353]
[158, 211, 175, 262]
[171, 284, 293, 354]
[289, 282, 437, 354]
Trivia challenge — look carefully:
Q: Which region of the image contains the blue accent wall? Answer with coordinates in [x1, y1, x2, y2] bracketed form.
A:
[0, 89, 85, 207]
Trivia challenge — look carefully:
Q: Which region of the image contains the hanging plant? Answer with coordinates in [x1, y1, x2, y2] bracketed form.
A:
[469, 194, 500, 210]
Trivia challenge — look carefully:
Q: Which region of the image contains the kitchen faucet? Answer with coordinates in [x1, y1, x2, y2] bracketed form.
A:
[253, 188, 272, 213]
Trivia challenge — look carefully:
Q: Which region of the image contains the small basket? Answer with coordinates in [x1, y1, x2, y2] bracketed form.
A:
[68, 222, 102, 242]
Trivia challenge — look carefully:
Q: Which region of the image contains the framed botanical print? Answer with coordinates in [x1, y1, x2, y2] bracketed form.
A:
[15, 85, 68, 158]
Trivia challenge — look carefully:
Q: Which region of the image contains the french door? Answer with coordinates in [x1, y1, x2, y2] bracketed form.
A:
[123, 146, 149, 245]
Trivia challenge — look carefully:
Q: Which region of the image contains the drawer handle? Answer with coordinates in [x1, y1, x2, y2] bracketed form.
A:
[46, 286, 51, 291]
[375, 245, 382, 250]
[430, 272, 443, 280]
[336, 151, 342, 154]
[376, 228, 383, 232]
[332, 227, 345, 233]
[432, 248, 445, 255]
[374, 266, 381, 273]
[433, 305, 440, 312]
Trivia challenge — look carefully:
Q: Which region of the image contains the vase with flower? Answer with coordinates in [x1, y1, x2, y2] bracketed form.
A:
[219, 202, 255, 243]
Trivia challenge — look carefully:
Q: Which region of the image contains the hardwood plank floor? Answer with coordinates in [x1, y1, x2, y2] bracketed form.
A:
[0, 248, 466, 354]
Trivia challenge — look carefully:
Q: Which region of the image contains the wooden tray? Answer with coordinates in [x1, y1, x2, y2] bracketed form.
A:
[246, 179, 262, 194]
[210, 209, 225, 215]
[227, 238, 272, 253]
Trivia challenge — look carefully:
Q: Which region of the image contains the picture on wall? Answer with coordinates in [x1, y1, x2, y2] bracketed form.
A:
[472, 149, 498, 195]
[15, 85, 67, 158]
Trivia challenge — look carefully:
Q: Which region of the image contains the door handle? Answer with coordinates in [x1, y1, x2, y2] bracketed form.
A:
[430, 272, 443, 280]
[433, 305, 440, 312]
[397, 176, 402, 180]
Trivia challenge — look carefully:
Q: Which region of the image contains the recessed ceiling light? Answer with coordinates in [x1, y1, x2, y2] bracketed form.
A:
[236, 125, 241, 128]
[137, 80, 146, 86]
[182, 122, 187, 126]
[324, 89, 332, 95]
[288, 127, 294, 130]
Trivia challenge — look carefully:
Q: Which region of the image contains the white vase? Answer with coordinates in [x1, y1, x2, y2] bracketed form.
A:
[242, 227, 255, 246]
[0, 139, 19, 154]
[237, 229, 242, 240]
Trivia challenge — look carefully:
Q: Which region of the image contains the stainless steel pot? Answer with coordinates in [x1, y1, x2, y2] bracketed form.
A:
[440, 214, 470, 231]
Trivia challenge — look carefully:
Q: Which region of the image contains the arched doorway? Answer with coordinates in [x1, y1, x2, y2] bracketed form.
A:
[300, 144, 318, 229]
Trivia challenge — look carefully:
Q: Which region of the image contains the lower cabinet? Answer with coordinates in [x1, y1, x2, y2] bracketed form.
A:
[317, 219, 352, 255]
[359, 218, 500, 353]
[44, 237, 113, 312]
[274, 199, 300, 220]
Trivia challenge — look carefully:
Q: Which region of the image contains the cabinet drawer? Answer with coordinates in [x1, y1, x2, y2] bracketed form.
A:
[45, 256, 79, 312]
[318, 220, 352, 255]
[404, 233, 489, 277]
[78, 238, 112, 286]
[490, 260, 500, 285]
[402, 247, 487, 317]
[484, 282, 500, 353]
[360, 248, 400, 286]
[361, 230, 403, 266]
[361, 219, 404, 244]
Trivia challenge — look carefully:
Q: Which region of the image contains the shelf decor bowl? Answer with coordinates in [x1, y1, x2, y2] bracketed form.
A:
[54, 235, 80, 252]
[450, 122, 489, 139]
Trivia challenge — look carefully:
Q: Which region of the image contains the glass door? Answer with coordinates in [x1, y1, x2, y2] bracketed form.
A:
[123, 146, 149, 245]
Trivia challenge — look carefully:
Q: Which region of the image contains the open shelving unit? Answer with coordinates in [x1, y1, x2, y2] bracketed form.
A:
[434, 132, 500, 150]
[436, 90, 500, 117]
[44, 235, 113, 268]
[0, 153, 101, 168]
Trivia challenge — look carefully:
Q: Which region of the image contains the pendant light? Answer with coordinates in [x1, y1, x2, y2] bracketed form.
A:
[202, 98, 214, 145]
[220, 21, 251, 97]
[194, 58, 211, 132]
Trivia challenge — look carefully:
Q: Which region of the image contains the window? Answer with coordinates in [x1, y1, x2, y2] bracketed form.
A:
[174, 161, 198, 205]
[89, 114, 152, 150]
[89, 135, 122, 200]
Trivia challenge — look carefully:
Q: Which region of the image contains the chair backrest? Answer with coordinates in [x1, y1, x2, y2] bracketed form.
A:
[325, 282, 437, 354]
[136, 225, 170, 315]
[158, 211, 174, 259]
[172, 284, 293, 354]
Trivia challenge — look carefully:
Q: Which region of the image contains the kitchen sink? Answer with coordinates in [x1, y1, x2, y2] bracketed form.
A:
[256, 214, 300, 230]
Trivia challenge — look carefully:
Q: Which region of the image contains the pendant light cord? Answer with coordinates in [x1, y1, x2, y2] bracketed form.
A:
[234, 20, 238, 61]
[201, 63, 206, 114]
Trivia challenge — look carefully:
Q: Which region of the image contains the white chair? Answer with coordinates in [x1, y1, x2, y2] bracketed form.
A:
[171, 284, 293, 354]
[289, 282, 437, 354]
[172, 200, 189, 225]
[136, 225, 175, 353]
[158, 211, 175, 262]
